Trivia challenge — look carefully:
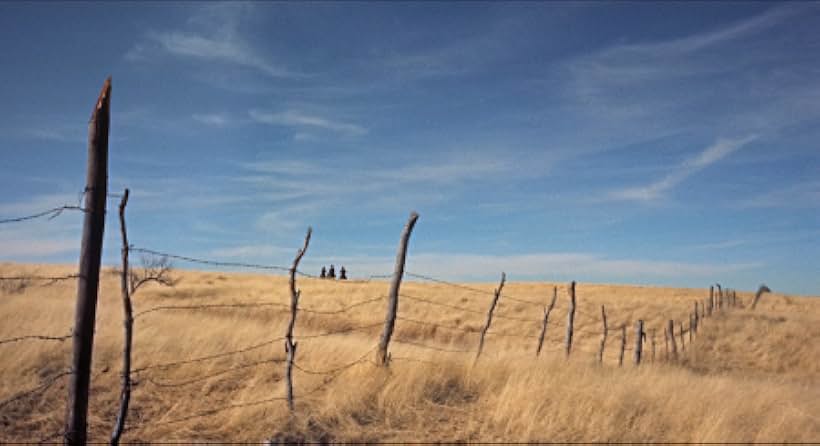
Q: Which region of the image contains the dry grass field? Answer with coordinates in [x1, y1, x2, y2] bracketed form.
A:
[1, 262, 818, 442]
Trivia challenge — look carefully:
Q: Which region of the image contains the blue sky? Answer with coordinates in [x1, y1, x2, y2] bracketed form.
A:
[0, 2, 818, 295]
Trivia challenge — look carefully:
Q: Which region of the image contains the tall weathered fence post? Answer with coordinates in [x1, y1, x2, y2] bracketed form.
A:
[377, 212, 419, 365]
[476, 273, 506, 361]
[597, 305, 607, 364]
[285, 227, 312, 412]
[536, 286, 557, 357]
[751, 284, 771, 310]
[633, 320, 644, 365]
[564, 281, 576, 358]
[679, 321, 685, 352]
[111, 189, 131, 446]
[668, 320, 678, 360]
[651, 328, 656, 363]
[618, 324, 626, 367]
[65, 77, 111, 445]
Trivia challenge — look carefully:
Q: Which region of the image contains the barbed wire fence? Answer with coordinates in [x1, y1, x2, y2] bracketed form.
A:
[0, 194, 743, 442]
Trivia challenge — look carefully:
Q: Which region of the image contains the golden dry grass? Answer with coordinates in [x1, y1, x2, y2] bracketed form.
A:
[1, 262, 818, 442]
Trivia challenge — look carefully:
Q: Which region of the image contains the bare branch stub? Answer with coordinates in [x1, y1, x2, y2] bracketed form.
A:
[751, 284, 772, 310]
[129, 254, 178, 294]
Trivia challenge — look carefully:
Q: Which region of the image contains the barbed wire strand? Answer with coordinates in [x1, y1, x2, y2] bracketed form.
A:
[400, 292, 539, 324]
[132, 336, 287, 374]
[126, 350, 368, 432]
[405, 271, 546, 307]
[391, 338, 472, 354]
[133, 322, 383, 374]
[0, 370, 73, 410]
[144, 357, 286, 388]
[0, 334, 72, 346]
[396, 316, 479, 334]
[0, 205, 86, 225]
[131, 246, 390, 283]
[0, 274, 79, 283]
[129, 247, 291, 272]
[291, 345, 378, 375]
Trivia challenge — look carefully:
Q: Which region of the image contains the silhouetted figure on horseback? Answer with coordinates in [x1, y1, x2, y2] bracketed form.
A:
[328, 264, 336, 279]
[339, 266, 347, 280]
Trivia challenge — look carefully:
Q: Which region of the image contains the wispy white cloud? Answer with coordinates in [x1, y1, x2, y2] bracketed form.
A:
[126, 3, 297, 78]
[608, 135, 757, 202]
[248, 109, 367, 136]
[0, 238, 78, 258]
[192, 113, 230, 127]
[22, 128, 86, 143]
[738, 180, 820, 209]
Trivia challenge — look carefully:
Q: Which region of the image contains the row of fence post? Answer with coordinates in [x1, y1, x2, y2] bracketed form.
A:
[61, 76, 756, 444]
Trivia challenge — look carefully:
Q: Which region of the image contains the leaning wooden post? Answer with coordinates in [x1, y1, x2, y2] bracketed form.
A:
[536, 286, 557, 357]
[663, 326, 669, 359]
[751, 284, 771, 310]
[377, 212, 419, 366]
[564, 281, 576, 358]
[679, 321, 686, 352]
[111, 189, 131, 446]
[668, 320, 678, 360]
[650, 329, 656, 363]
[65, 77, 111, 445]
[476, 273, 506, 361]
[597, 305, 607, 364]
[633, 320, 644, 365]
[618, 324, 626, 367]
[285, 227, 312, 412]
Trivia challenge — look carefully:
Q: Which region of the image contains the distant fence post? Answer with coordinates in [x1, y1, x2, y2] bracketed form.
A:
[536, 286, 557, 357]
[598, 305, 607, 364]
[565, 281, 576, 358]
[716, 283, 723, 311]
[651, 328, 656, 363]
[708, 286, 714, 316]
[633, 320, 644, 365]
[679, 321, 686, 352]
[693, 301, 699, 334]
[476, 273, 505, 361]
[111, 189, 131, 446]
[377, 212, 419, 366]
[285, 227, 312, 412]
[689, 314, 694, 343]
[65, 77, 111, 445]
[668, 320, 678, 360]
[751, 284, 771, 310]
[618, 324, 626, 367]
